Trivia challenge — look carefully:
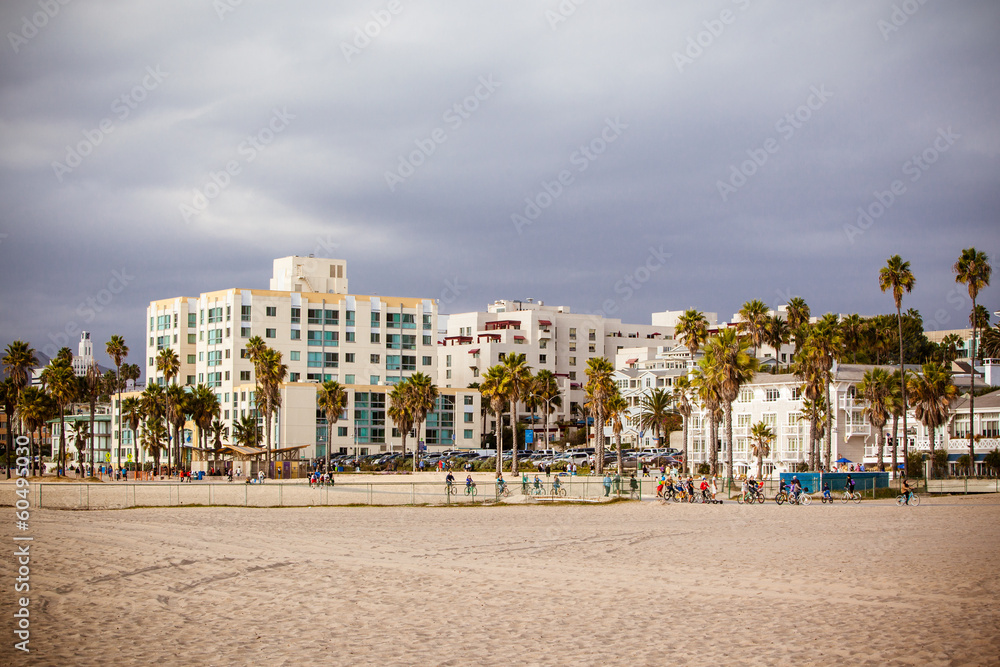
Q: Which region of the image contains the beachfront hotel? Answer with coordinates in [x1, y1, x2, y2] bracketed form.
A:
[115, 257, 482, 469]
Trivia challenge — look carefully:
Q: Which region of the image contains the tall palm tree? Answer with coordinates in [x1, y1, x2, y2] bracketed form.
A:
[388, 379, 415, 463]
[210, 418, 229, 450]
[675, 309, 708, 370]
[501, 353, 531, 472]
[606, 392, 628, 475]
[534, 370, 561, 449]
[245, 335, 267, 446]
[786, 297, 811, 357]
[939, 333, 964, 365]
[673, 376, 693, 475]
[737, 299, 770, 357]
[794, 347, 824, 470]
[887, 370, 904, 476]
[879, 254, 915, 473]
[406, 372, 438, 471]
[166, 385, 190, 472]
[704, 329, 758, 482]
[765, 315, 791, 372]
[3, 340, 38, 479]
[83, 360, 103, 472]
[106, 334, 128, 471]
[858, 368, 893, 472]
[258, 347, 287, 471]
[981, 323, 1000, 359]
[156, 347, 179, 470]
[232, 414, 261, 447]
[40, 359, 76, 477]
[954, 248, 991, 476]
[120, 362, 142, 391]
[749, 420, 774, 480]
[317, 380, 348, 471]
[190, 385, 220, 460]
[840, 314, 865, 364]
[67, 421, 89, 469]
[638, 387, 672, 453]
[480, 365, 509, 475]
[122, 396, 142, 470]
[907, 362, 957, 478]
[17, 386, 52, 476]
[584, 357, 615, 474]
[140, 418, 168, 472]
[808, 314, 843, 470]
[692, 361, 722, 475]
[1, 379, 17, 477]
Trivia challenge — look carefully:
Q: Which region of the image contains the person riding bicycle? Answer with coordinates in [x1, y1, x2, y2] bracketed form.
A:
[699, 477, 710, 501]
[685, 476, 695, 500]
[778, 478, 787, 496]
[533, 475, 543, 492]
[846, 474, 856, 495]
[790, 476, 801, 502]
[901, 478, 913, 505]
[465, 474, 475, 489]
[446, 472, 455, 489]
[822, 481, 831, 500]
[740, 477, 749, 498]
[496, 474, 506, 492]
[552, 476, 562, 493]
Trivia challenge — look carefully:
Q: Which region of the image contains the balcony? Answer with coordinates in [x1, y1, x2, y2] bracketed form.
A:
[947, 437, 1000, 452]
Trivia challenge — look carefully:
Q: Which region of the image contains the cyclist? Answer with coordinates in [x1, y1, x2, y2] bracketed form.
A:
[778, 477, 787, 498]
[552, 476, 562, 494]
[496, 474, 506, 493]
[901, 478, 913, 505]
[685, 476, 695, 502]
[533, 475, 543, 492]
[629, 473, 639, 495]
[664, 476, 676, 501]
[846, 474, 856, 497]
[740, 477, 750, 501]
[699, 477, 710, 502]
[446, 471, 455, 490]
[822, 481, 831, 501]
[790, 476, 801, 502]
[465, 474, 475, 489]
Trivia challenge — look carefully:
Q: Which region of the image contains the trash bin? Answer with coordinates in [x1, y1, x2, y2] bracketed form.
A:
[337, 466, 343, 472]
[197, 471, 205, 480]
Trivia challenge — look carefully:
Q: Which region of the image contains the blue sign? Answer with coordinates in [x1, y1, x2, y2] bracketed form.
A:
[525, 429, 534, 444]
[418, 440, 426, 451]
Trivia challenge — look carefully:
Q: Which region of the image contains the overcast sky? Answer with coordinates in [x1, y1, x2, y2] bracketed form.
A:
[1, 0, 998, 369]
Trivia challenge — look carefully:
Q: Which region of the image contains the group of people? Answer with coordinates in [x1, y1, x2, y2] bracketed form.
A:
[308, 470, 335, 487]
[662, 475, 718, 502]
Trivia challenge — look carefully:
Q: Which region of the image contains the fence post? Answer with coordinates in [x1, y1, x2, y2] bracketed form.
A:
[86, 483, 90, 510]
[279, 483, 283, 507]
[368, 484, 372, 505]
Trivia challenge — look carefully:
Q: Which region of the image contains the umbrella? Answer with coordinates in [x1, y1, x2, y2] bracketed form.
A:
[835, 457, 852, 464]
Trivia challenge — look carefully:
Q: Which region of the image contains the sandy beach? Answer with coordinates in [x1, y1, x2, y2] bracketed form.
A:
[2, 495, 999, 666]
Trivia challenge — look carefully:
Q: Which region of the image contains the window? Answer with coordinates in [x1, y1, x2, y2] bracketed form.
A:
[371, 333, 381, 344]
[402, 335, 416, 350]
[446, 355, 452, 367]
[187, 334, 196, 344]
[266, 306, 276, 317]
[569, 356, 576, 366]
[207, 372, 222, 388]
[422, 356, 432, 366]
[539, 339, 547, 349]
[386, 355, 401, 371]
[464, 395, 473, 405]
[290, 351, 301, 361]
[325, 352, 339, 368]
[739, 388, 753, 403]
[338, 426, 348, 437]
[291, 307, 301, 324]
[539, 354, 546, 364]
[186, 375, 195, 385]
[370, 354, 380, 364]
[402, 356, 416, 371]
[207, 350, 222, 367]
[386, 334, 400, 349]
[187, 313, 196, 327]
[569, 371, 576, 381]
[765, 387, 780, 402]
[588, 329, 596, 341]
[289, 372, 300, 382]
[423, 314, 432, 330]
[386, 313, 400, 328]
[186, 354, 196, 364]
[308, 330, 339, 346]
[371, 312, 380, 327]
[241, 327, 250, 338]
[290, 329, 300, 340]
[346, 331, 355, 343]
[344, 374, 355, 384]
[226, 305, 231, 321]
[569, 343, 576, 352]
[370, 375, 380, 385]
[464, 429, 473, 439]
[241, 305, 251, 320]
[345, 353, 355, 363]
[401, 313, 416, 329]
[209, 308, 224, 324]
[422, 335, 432, 346]
[307, 352, 323, 368]
[266, 328, 276, 338]
[346, 310, 355, 326]
[569, 328, 577, 340]
[464, 412, 474, 423]
[240, 370, 251, 381]
[445, 369, 452, 379]
[588, 344, 595, 353]
[208, 329, 222, 345]
[737, 414, 751, 428]
[790, 387, 801, 400]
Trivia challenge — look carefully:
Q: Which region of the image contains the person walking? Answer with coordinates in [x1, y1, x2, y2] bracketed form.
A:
[603, 473, 612, 497]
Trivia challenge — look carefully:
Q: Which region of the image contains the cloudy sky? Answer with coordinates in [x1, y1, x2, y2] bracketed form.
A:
[1, 0, 998, 368]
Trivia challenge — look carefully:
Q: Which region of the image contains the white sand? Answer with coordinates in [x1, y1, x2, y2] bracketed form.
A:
[3, 495, 999, 666]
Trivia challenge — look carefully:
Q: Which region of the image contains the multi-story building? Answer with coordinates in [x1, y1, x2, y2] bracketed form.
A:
[124, 257, 481, 466]
[439, 299, 672, 447]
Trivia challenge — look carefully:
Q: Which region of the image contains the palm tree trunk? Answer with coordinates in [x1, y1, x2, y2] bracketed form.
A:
[265, 411, 273, 478]
[616, 432, 623, 475]
[891, 413, 899, 478]
[510, 404, 518, 474]
[596, 406, 604, 475]
[89, 395, 96, 476]
[682, 416, 689, 477]
[494, 410, 503, 476]
[58, 409, 66, 477]
[400, 431, 407, 468]
[724, 402, 734, 482]
[969, 298, 977, 477]
[897, 304, 908, 476]
[810, 409, 818, 471]
[708, 412, 717, 476]
[876, 428, 884, 472]
[928, 424, 935, 480]
[824, 382, 832, 471]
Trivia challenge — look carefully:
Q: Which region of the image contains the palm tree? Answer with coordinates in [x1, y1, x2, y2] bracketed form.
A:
[879, 254, 915, 474]
[83, 360, 103, 473]
[166, 385, 190, 472]
[533, 370, 561, 450]
[737, 299, 770, 357]
[692, 360, 722, 475]
[140, 418, 168, 472]
[887, 371, 904, 476]
[907, 362, 957, 478]
[17, 386, 53, 476]
[584, 357, 615, 474]
[939, 333, 964, 365]
[675, 309, 708, 370]
[190, 385, 220, 462]
[704, 329, 758, 482]
[840, 314, 865, 364]
[232, 414, 261, 447]
[40, 359, 76, 477]
[258, 347, 287, 471]
[67, 421, 89, 471]
[122, 396, 142, 471]
[981, 324, 1000, 360]
[120, 362, 142, 391]
[106, 334, 128, 471]
[210, 418, 229, 450]
[388, 379, 415, 463]
[406, 372, 438, 471]
[156, 347, 180, 469]
[954, 248, 992, 476]
[765, 315, 791, 373]
[480, 365, 509, 475]
[605, 392, 628, 475]
[808, 315, 843, 470]
[673, 376, 693, 475]
[1, 379, 17, 476]
[858, 368, 893, 472]
[501, 353, 531, 472]
[749, 420, 774, 480]
[786, 297, 811, 357]
[245, 335, 267, 445]
[317, 380, 348, 471]
[3, 340, 38, 479]
[637, 387, 672, 454]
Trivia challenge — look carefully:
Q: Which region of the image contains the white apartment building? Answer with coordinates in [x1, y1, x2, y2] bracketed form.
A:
[121, 257, 482, 463]
[439, 299, 673, 447]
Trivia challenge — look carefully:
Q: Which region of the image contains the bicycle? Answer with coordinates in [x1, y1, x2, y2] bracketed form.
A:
[774, 491, 789, 505]
[753, 489, 766, 504]
[787, 491, 811, 506]
[550, 484, 567, 497]
[495, 484, 511, 498]
[445, 483, 461, 496]
[736, 491, 756, 505]
[841, 490, 862, 504]
[895, 491, 920, 506]
[464, 484, 478, 498]
[821, 492, 834, 504]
